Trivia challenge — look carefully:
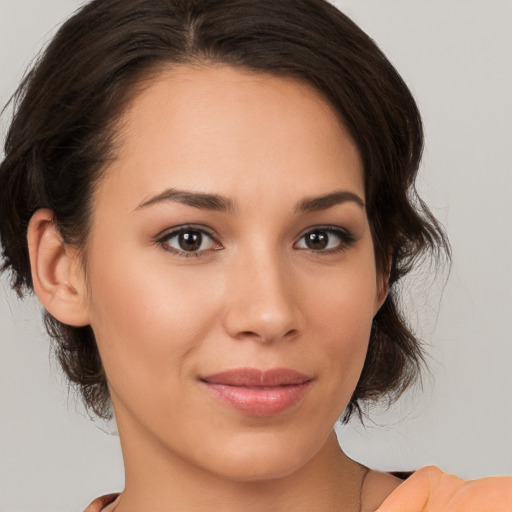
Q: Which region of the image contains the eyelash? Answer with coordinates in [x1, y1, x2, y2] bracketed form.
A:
[156, 225, 356, 258]
[294, 225, 357, 255]
[156, 225, 221, 258]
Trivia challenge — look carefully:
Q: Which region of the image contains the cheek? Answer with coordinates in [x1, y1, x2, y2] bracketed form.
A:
[85, 250, 222, 399]
[303, 255, 378, 391]
[308, 253, 377, 331]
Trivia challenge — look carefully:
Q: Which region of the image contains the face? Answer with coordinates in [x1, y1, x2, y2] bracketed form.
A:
[80, 65, 385, 482]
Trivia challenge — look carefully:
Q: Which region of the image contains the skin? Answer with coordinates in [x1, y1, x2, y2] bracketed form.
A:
[28, 65, 403, 511]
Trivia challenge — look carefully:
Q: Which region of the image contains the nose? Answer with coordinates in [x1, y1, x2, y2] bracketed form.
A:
[222, 248, 301, 344]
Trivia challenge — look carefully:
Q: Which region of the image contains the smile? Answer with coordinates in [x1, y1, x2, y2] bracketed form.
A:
[200, 368, 313, 417]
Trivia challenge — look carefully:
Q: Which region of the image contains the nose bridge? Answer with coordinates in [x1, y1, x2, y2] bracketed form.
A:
[223, 240, 299, 343]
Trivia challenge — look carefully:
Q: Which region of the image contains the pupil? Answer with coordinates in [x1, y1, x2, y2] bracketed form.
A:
[306, 231, 328, 250]
[179, 231, 202, 251]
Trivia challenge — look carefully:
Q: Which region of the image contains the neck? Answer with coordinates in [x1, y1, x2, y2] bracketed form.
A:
[113, 416, 365, 512]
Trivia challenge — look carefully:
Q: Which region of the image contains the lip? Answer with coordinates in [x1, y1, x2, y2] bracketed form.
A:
[200, 368, 313, 417]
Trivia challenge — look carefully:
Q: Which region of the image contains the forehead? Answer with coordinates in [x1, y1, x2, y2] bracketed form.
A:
[99, 64, 364, 211]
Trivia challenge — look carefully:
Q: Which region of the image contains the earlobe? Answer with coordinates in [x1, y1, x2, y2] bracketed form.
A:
[374, 270, 390, 315]
[27, 209, 89, 326]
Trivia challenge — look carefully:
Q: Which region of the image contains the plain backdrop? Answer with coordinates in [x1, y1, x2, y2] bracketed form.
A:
[1, 1, 511, 511]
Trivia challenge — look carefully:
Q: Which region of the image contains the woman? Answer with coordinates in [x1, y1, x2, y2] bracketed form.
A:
[0, 0, 510, 510]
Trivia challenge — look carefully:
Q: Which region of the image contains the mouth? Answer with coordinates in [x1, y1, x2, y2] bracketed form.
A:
[200, 368, 313, 417]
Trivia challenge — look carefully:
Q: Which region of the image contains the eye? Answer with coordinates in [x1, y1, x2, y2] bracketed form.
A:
[157, 226, 222, 257]
[294, 226, 356, 253]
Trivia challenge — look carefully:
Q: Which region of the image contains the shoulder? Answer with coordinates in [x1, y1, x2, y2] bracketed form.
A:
[361, 469, 406, 512]
[83, 493, 120, 512]
[376, 466, 512, 512]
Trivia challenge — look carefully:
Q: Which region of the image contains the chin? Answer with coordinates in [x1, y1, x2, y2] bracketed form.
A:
[198, 429, 328, 483]
[210, 454, 308, 483]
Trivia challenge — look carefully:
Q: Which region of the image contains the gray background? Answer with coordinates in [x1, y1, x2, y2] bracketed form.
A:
[1, 1, 511, 511]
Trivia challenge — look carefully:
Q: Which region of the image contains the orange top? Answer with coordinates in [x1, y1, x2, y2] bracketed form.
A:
[83, 493, 119, 512]
[376, 466, 512, 512]
[83, 467, 512, 512]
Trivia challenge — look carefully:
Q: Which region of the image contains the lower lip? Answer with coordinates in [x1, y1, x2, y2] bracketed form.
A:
[203, 381, 311, 416]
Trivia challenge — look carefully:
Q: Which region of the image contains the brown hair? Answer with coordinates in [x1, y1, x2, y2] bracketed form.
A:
[0, 0, 449, 421]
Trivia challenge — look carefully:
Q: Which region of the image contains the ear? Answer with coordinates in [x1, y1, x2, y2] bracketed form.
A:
[374, 266, 390, 315]
[27, 209, 90, 326]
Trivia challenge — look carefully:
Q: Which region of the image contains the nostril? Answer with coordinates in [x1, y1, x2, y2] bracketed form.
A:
[234, 328, 298, 344]
[239, 331, 258, 338]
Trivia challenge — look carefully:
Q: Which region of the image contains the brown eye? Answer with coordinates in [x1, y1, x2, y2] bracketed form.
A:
[178, 230, 203, 251]
[159, 226, 221, 256]
[295, 227, 356, 253]
[304, 231, 329, 250]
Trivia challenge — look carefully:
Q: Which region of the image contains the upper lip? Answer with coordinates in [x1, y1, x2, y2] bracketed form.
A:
[201, 368, 312, 387]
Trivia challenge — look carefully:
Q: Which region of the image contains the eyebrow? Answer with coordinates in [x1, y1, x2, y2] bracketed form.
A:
[295, 190, 365, 213]
[136, 188, 236, 212]
[135, 188, 364, 213]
